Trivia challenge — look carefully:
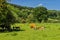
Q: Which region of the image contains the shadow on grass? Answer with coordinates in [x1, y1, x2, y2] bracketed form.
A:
[0, 29, 25, 33]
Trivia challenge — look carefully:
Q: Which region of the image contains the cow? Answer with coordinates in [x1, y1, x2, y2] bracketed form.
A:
[30, 23, 36, 28]
[0, 24, 12, 32]
[37, 26, 45, 30]
[13, 26, 20, 31]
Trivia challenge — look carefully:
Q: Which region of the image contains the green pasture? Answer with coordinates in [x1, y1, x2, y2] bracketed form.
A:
[0, 23, 60, 40]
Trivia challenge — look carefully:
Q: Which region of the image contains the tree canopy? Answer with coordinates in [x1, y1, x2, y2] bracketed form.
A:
[0, 0, 60, 25]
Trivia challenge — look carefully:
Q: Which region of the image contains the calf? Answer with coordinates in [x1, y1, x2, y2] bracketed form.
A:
[37, 27, 45, 30]
[13, 27, 20, 31]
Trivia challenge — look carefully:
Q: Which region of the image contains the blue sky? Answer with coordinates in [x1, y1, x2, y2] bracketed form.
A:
[9, 0, 60, 10]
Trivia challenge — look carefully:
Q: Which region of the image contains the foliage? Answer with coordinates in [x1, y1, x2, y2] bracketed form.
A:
[0, 0, 19, 31]
[0, 0, 60, 24]
[34, 6, 48, 22]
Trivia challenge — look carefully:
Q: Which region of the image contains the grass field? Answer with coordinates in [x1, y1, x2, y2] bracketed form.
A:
[0, 23, 60, 40]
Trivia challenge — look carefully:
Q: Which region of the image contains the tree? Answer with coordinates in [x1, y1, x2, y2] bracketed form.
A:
[0, 0, 18, 31]
[47, 10, 57, 19]
[34, 6, 48, 22]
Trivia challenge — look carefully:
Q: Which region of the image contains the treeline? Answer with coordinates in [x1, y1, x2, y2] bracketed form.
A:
[9, 4, 60, 23]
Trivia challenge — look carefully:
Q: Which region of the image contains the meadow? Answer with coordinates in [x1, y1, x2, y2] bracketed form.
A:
[0, 23, 60, 40]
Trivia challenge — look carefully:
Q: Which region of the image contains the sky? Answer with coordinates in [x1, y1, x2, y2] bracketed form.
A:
[9, 0, 60, 10]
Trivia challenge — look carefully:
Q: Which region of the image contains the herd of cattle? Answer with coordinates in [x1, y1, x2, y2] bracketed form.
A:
[0, 23, 45, 32]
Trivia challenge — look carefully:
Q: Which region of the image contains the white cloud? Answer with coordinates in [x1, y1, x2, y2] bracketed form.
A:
[37, 3, 43, 6]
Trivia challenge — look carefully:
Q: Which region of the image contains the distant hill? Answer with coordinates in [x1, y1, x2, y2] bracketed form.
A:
[7, 3, 60, 23]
